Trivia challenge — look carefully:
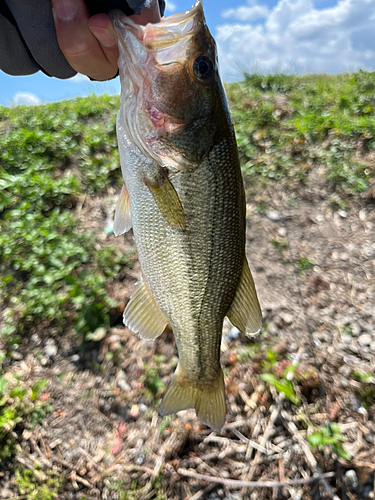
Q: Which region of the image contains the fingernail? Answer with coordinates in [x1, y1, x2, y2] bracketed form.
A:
[90, 28, 116, 47]
[53, 0, 79, 21]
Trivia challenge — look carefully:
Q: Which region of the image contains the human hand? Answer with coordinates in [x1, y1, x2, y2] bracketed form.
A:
[52, 0, 161, 81]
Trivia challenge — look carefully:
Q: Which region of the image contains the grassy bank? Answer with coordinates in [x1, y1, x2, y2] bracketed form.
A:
[0, 72, 374, 499]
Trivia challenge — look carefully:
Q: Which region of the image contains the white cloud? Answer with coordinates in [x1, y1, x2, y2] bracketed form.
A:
[216, 0, 375, 80]
[222, 4, 269, 22]
[69, 74, 90, 83]
[12, 92, 41, 106]
[165, 1, 177, 13]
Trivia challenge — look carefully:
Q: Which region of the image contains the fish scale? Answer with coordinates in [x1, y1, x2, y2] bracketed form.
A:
[112, 1, 262, 430]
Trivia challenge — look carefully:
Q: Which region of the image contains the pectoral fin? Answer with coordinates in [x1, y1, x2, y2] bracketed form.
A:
[144, 167, 186, 231]
[114, 182, 132, 236]
[226, 258, 262, 337]
[124, 279, 168, 340]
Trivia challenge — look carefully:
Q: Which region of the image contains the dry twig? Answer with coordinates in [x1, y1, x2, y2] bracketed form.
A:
[242, 347, 304, 486]
[177, 468, 335, 488]
[281, 411, 341, 500]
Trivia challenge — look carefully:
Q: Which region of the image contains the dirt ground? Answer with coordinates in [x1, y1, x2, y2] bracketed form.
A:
[1, 172, 374, 500]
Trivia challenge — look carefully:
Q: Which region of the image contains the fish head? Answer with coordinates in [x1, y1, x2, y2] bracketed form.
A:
[113, 2, 227, 170]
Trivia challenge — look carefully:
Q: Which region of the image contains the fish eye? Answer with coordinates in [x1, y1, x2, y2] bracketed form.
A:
[192, 55, 214, 81]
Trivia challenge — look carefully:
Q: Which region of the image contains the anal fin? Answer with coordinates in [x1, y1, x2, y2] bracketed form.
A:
[114, 182, 132, 236]
[124, 279, 168, 340]
[226, 258, 262, 337]
[144, 167, 186, 231]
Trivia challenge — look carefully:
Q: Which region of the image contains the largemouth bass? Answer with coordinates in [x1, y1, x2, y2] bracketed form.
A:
[111, 1, 262, 431]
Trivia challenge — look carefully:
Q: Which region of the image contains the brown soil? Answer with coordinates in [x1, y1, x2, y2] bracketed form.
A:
[1, 179, 374, 500]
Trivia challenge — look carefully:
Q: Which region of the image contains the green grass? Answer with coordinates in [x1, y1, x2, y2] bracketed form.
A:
[0, 95, 127, 346]
[0, 375, 51, 461]
[227, 70, 375, 193]
[15, 467, 64, 500]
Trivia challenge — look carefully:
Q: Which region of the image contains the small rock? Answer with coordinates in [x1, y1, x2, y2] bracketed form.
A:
[338, 210, 348, 218]
[313, 331, 331, 343]
[340, 378, 349, 388]
[359, 321, 373, 333]
[44, 341, 58, 358]
[277, 227, 287, 237]
[351, 324, 361, 337]
[267, 321, 278, 335]
[364, 432, 374, 445]
[369, 342, 375, 353]
[313, 338, 322, 348]
[357, 406, 367, 416]
[345, 470, 358, 490]
[279, 312, 293, 325]
[39, 356, 49, 366]
[117, 379, 131, 392]
[338, 365, 352, 377]
[139, 403, 147, 412]
[130, 404, 139, 419]
[341, 316, 352, 326]
[266, 210, 281, 221]
[71, 354, 80, 363]
[336, 343, 347, 352]
[273, 435, 286, 445]
[340, 252, 349, 261]
[358, 333, 372, 347]
[349, 344, 359, 354]
[342, 333, 353, 344]
[11, 351, 23, 360]
[343, 355, 360, 365]
[363, 245, 375, 258]
[359, 209, 367, 220]
[263, 303, 278, 311]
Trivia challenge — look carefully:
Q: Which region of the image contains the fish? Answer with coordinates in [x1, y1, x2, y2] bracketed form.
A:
[111, 1, 262, 431]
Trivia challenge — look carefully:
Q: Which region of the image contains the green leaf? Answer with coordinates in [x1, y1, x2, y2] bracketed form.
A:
[260, 373, 300, 405]
[31, 379, 47, 400]
[9, 386, 27, 399]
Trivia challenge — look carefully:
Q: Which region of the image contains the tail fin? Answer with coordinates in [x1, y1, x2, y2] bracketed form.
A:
[160, 365, 226, 431]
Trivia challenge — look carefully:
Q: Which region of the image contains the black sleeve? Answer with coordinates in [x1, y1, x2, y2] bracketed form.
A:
[0, 0, 166, 79]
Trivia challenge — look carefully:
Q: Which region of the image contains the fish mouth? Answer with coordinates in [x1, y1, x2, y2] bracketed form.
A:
[112, 1, 203, 50]
[112, 1, 204, 82]
[143, 1, 204, 51]
[111, 2, 206, 168]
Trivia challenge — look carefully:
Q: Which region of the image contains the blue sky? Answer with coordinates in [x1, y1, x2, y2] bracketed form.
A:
[1, 0, 374, 106]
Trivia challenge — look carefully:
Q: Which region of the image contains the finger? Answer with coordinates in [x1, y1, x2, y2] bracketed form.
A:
[88, 14, 118, 70]
[52, 0, 117, 80]
[129, 0, 161, 25]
